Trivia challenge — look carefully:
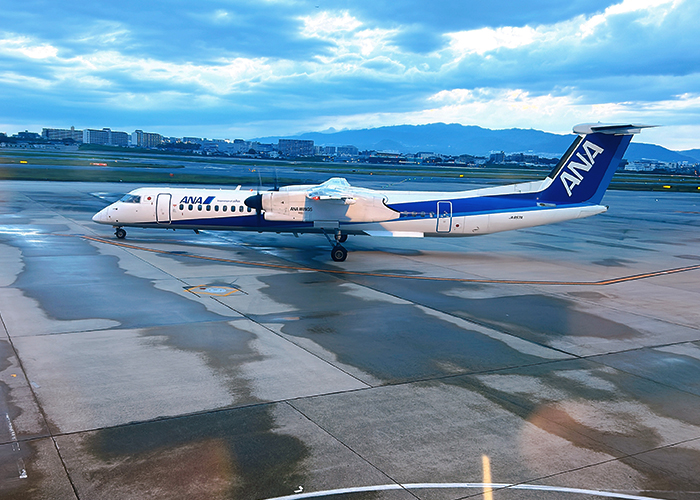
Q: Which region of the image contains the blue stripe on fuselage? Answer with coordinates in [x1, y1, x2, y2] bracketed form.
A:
[166, 215, 314, 231]
[387, 192, 542, 217]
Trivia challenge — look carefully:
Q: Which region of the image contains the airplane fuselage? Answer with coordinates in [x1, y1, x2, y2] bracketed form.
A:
[92, 180, 606, 238]
[92, 123, 652, 261]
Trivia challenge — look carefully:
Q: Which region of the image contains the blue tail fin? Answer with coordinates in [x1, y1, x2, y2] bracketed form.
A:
[537, 124, 651, 205]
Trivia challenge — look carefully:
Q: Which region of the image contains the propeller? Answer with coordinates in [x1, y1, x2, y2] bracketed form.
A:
[244, 167, 283, 219]
[244, 168, 264, 217]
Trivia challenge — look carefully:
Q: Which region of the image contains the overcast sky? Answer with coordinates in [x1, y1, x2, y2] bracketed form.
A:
[1, 0, 698, 149]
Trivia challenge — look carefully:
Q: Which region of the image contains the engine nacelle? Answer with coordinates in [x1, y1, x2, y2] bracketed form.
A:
[261, 190, 398, 222]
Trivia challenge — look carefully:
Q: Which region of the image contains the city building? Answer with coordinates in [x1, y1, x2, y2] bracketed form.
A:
[15, 131, 42, 141]
[278, 139, 314, 157]
[131, 130, 163, 148]
[489, 151, 505, 163]
[337, 145, 359, 157]
[42, 126, 83, 142]
[83, 128, 128, 147]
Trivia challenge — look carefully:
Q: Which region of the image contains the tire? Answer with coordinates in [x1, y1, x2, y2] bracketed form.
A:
[115, 228, 126, 239]
[337, 234, 348, 243]
[331, 245, 347, 262]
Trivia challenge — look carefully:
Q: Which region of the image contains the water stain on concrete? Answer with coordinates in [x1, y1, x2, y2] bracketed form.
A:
[85, 404, 308, 500]
[9, 234, 224, 330]
[592, 258, 635, 267]
[566, 291, 608, 300]
[256, 273, 549, 383]
[354, 277, 641, 345]
[449, 361, 700, 496]
[137, 321, 260, 403]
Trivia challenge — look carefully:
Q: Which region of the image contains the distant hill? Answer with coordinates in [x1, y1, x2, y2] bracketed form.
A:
[254, 123, 697, 162]
[680, 149, 700, 162]
[626, 143, 697, 163]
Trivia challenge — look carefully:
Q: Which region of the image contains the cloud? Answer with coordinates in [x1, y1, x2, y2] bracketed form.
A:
[0, 0, 699, 149]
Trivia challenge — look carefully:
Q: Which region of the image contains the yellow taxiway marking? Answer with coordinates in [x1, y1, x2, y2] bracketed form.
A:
[482, 455, 493, 500]
[81, 235, 700, 286]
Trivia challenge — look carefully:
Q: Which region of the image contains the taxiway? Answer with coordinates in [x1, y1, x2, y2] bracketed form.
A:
[1, 180, 700, 499]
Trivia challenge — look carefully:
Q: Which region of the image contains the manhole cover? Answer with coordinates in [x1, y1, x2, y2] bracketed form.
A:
[185, 285, 239, 296]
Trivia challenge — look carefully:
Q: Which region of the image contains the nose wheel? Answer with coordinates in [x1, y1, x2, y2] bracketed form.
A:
[115, 227, 126, 239]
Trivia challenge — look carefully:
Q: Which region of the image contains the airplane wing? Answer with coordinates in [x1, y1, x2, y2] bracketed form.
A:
[306, 178, 356, 202]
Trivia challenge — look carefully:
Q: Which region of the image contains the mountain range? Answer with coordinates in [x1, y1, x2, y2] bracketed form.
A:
[255, 123, 699, 163]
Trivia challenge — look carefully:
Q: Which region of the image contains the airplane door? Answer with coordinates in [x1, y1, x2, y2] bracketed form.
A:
[156, 193, 171, 223]
[436, 201, 452, 233]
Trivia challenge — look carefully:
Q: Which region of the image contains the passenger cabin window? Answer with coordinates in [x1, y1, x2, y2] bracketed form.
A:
[206, 205, 211, 211]
[222, 206, 227, 212]
[188, 204, 193, 211]
[179, 204, 184, 210]
[120, 194, 141, 203]
[198, 205, 202, 211]
[239, 206, 244, 212]
[247, 206, 252, 213]
[214, 205, 219, 212]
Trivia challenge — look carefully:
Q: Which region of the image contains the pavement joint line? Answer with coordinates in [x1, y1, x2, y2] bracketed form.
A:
[0, 358, 581, 448]
[584, 352, 700, 401]
[284, 400, 422, 500]
[0, 310, 81, 499]
[473, 435, 700, 500]
[75, 234, 700, 286]
[0, 357, 574, 450]
[205, 293, 374, 389]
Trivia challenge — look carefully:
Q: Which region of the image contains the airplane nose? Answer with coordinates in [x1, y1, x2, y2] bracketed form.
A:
[92, 208, 107, 222]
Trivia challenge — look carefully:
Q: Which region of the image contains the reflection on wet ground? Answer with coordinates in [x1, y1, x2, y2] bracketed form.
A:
[1, 181, 700, 499]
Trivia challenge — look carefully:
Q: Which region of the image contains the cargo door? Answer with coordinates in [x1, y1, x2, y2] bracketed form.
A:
[436, 201, 452, 233]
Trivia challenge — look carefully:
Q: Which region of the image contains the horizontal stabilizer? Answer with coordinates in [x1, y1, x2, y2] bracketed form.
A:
[573, 123, 657, 135]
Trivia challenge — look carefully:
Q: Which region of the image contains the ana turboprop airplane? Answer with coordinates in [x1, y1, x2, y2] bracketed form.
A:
[92, 123, 650, 261]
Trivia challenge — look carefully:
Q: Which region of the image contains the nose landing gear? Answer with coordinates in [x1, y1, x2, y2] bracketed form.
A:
[114, 227, 126, 239]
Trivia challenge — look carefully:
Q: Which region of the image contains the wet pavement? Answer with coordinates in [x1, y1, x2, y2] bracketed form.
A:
[1, 180, 700, 499]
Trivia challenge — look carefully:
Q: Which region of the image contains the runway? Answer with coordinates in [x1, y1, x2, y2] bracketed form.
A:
[1, 180, 700, 499]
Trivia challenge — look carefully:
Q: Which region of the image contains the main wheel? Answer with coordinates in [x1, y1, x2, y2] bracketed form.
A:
[337, 234, 348, 243]
[331, 244, 347, 262]
[115, 228, 126, 239]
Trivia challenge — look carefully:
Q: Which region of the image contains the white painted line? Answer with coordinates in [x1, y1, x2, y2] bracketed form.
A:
[5, 413, 27, 479]
[261, 482, 667, 500]
[5, 413, 19, 451]
[17, 458, 27, 479]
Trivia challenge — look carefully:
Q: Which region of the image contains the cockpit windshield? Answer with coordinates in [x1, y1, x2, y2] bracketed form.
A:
[119, 194, 141, 203]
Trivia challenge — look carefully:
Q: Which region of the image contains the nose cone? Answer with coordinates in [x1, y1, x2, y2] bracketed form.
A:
[92, 208, 107, 223]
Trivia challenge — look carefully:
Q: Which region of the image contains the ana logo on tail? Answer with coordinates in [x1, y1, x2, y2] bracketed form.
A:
[560, 140, 604, 196]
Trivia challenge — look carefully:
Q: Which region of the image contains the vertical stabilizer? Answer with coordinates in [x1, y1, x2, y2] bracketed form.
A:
[538, 124, 652, 205]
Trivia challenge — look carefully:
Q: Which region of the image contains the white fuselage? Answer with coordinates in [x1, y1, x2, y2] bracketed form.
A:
[92, 181, 606, 238]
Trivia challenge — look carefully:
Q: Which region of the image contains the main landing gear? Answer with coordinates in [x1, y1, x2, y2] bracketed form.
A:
[323, 229, 348, 262]
[114, 227, 126, 239]
[331, 244, 347, 262]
